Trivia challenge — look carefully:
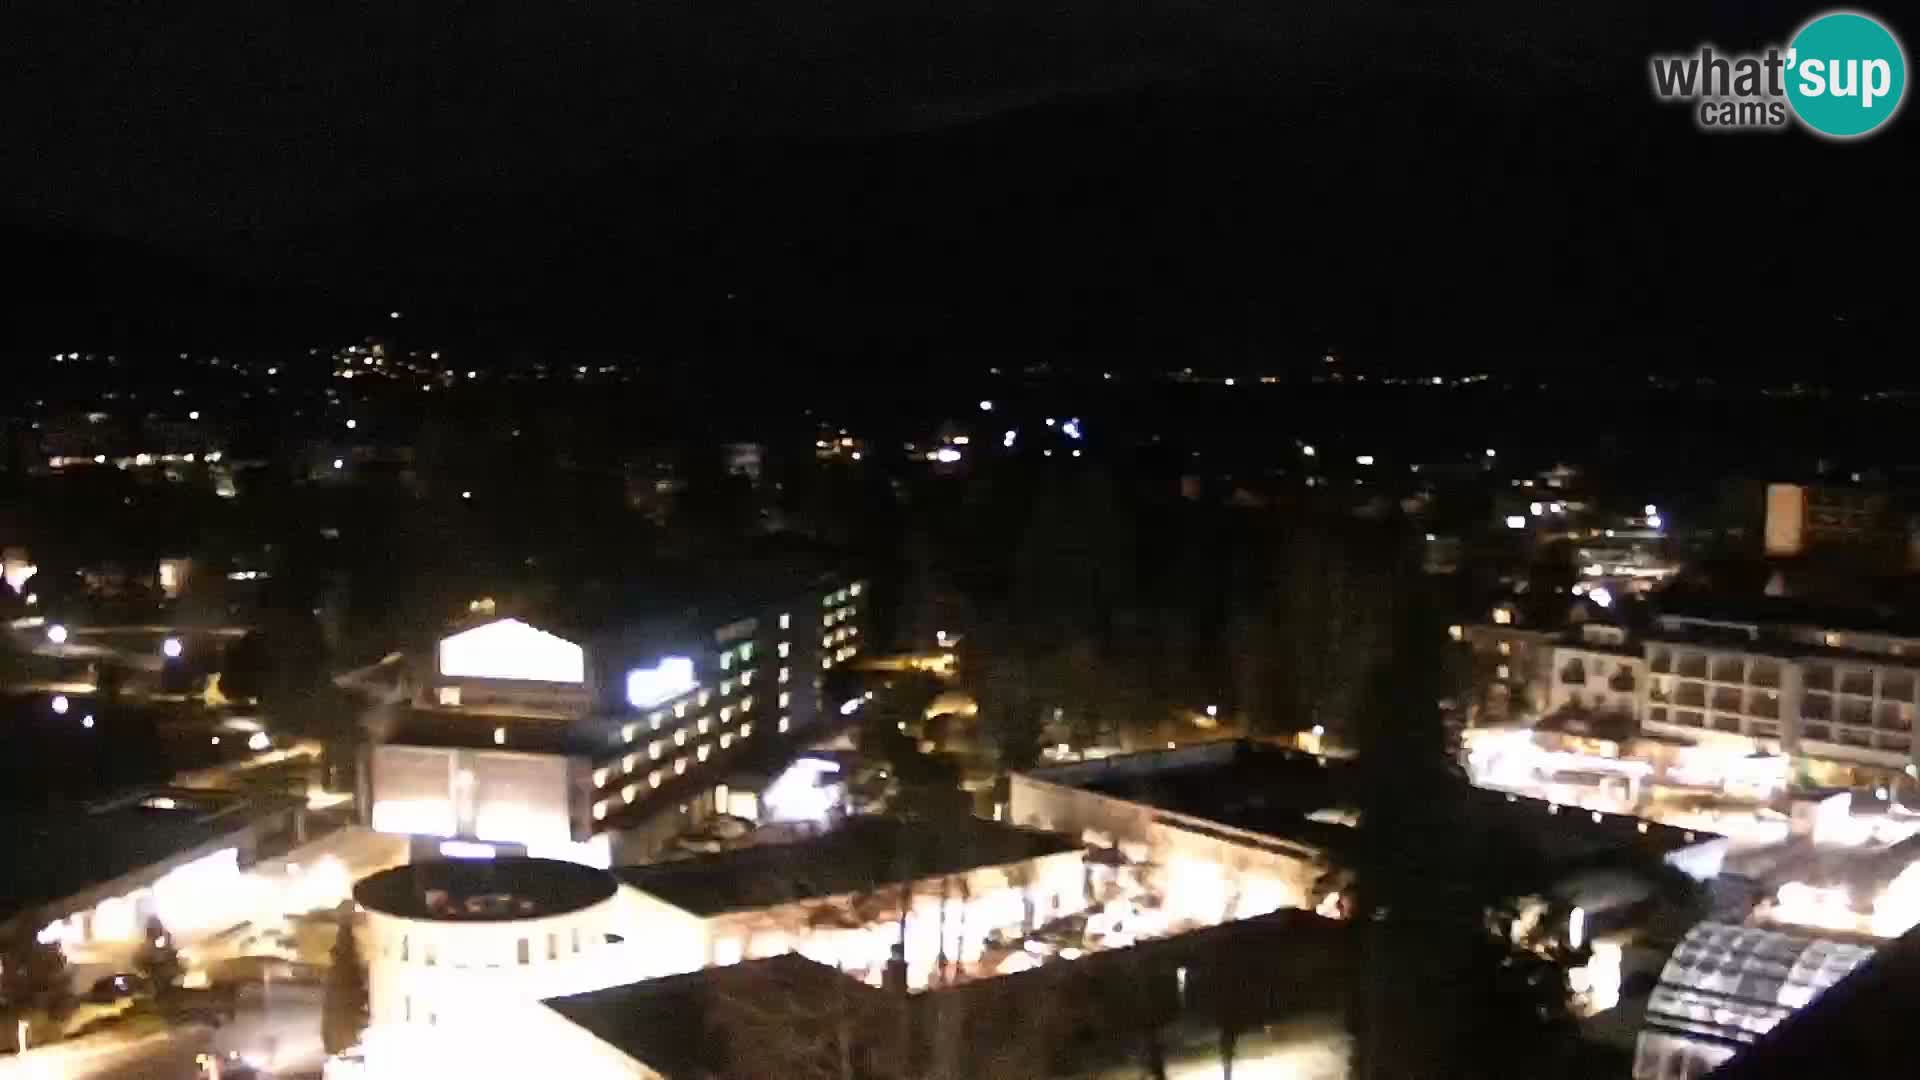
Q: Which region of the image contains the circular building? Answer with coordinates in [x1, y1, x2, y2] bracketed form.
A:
[354, 857, 625, 1031]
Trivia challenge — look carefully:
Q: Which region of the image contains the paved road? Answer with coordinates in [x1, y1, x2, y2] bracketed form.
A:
[5, 985, 326, 1080]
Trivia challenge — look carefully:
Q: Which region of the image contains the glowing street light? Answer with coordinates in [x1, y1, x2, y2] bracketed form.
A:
[51, 695, 69, 716]
[46, 624, 68, 645]
[248, 731, 271, 751]
[979, 400, 994, 411]
[346, 419, 358, 430]
[162, 637, 183, 659]
[1205, 704, 1219, 718]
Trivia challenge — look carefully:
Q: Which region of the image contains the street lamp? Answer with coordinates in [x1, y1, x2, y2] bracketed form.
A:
[162, 637, 183, 659]
[46, 623, 68, 645]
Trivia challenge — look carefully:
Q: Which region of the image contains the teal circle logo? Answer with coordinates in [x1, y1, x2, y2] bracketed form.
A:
[1786, 11, 1907, 138]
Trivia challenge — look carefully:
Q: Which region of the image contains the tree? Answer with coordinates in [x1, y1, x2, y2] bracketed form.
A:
[1, 920, 74, 1051]
[133, 916, 182, 1003]
[1343, 526, 1579, 1080]
[322, 911, 370, 1054]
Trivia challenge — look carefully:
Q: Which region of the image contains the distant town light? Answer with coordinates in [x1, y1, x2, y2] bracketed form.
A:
[47, 624, 68, 645]
[1072, 449, 1082, 458]
[162, 637, 183, 659]
[1311, 724, 1326, 737]
[82, 715, 94, 729]
[1206, 704, 1219, 718]
[188, 410, 201, 420]
[51, 695, 69, 716]
[1569, 906, 1587, 950]
[1505, 515, 1526, 530]
[1224, 378, 1235, 386]
[210, 736, 220, 746]
[248, 731, 270, 751]
[1062, 419, 1083, 440]
[389, 311, 402, 319]
[332, 458, 344, 470]
[1301, 444, 1316, 457]
[1647, 514, 1664, 529]
[979, 400, 994, 411]
[1529, 501, 1545, 515]
[1644, 503, 1658, 516]
[1355, 455, 1374, 466]
[466, 370, 478, 380]
[493, 727, 506, 746]
[1591, 587, 1614, 609]
[935, 448, 962, 464]
[461, 491, 472, 500]
[1484, 448, 1496, 458]
[345, 419, 357, 429]
[1003, 430, 1016, 447]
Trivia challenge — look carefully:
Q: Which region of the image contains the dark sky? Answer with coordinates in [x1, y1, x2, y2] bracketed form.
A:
[4, 1, 1911, 364]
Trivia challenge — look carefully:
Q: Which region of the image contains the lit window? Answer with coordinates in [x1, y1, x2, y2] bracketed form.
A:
[649, 770, 663, 788]
[593, 801, 608, 820]
[779, 691, 790, 708]
[779, 717, 791, 733]
[823, 657, 834, 669]
[699, 716, 712, 734]
[674, 702, 687, 718]
[739, 643, 753, 662]
[593, 768, 609, 787]
[698, 690, 711, 707]
[740, 670, 754, 686]
[698, 744, 711, 762]
[740, 722, 753, 738]
[824, 612, 835, 628]
[623, 754, 638, 773]
[621, 724, 637, 744]
[720, 733, 733, 749]
[720, 679, 734, 696]
[850, 583, 862, 597]
[674, 758, 687, 775]
[720, 653, 732, 671]
[778, 642, 791, 658]
[741, 696, 754, 712]
[1498, 641, 1512, 657]
[823, 594, 834, 608]
[718, 706, 733, 723]
[780, 613, 791, 629]
[651, 711, 666, 728]
[437, 686, 462, 707]
[823, 635, 833, 648]
[779, 667, 790, 683]
[623, 784, 639, 801]
[674, 730, 687, 746]
[1497, 664, 1511, 679]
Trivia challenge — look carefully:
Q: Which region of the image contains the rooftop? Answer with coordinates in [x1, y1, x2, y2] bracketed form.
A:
[353, 857, 618, 922]
[0, 788, 298, 923]
[615, 816, 1078, 917]
[1025, 740, 1711, 870]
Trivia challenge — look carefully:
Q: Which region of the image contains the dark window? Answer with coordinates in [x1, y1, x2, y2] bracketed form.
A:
[1841, 698, 1872, 727]
[547, 933, 558, 961]
[517, 938, 530, 965]
[1711, 687, 1742, 713]
[1876, 703, 1911, 731]
[1881, 735, 1912, 753]
[1649, 649, 1673, 675]
[1806, 664, 1835, 692]
[1842, 669, 1875, 696]
[1747, 691, 1780, 719]
[1751, 660, 1782, 688]
[1751, 721, 1781, 738]
[1678, 653, 1708, 679]
[1648, 707, 1669, 726]
[1712, 657, 1745, 683]
[1675, 710, 1705, 729]
[1885, 671, 1915, 701]
[1676, 682, 1707, 708]
[1803, 692, 1832, 721]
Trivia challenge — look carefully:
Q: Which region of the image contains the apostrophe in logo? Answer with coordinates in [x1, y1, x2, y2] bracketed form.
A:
[1785, 11, 1906, 138]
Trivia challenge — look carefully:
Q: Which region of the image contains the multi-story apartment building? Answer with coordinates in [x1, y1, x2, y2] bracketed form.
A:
[366, 568, 869, 864]
[1499, 606, 1920, 787]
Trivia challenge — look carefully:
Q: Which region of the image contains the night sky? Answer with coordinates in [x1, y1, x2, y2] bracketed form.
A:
[5, 1, 1912, 365]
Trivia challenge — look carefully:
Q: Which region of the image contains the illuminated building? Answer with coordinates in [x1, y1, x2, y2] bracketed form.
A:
[614, 816, 1085, 987]
[0, 788, 306, 951]
[1631, 922, 1873, 1080]
[1013, 741, 1728, 921]
[1466, 604, 1920, 790]
[369, 572, 868, 864]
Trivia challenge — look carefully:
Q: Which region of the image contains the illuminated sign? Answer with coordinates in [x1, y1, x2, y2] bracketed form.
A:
[627, 656, 697, 708]
[438, 619, 584, 684]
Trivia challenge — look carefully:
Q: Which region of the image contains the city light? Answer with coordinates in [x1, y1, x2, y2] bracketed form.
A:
[1485, 448, 1496, 457]
[1568, 906, 1586, 950]
[1505, 515, 1526, 530]
[82, 715, 94, 729]
[1529, 501, 1544, 515]
[979, 400, 993, 411]
[162, 637, 183, 659]
[248, 731, 271, 751]
[333, 458, 344, 469]
[935, 447, 963, 463]
[1590, 587, 1613, 608]
[1355, 455, 1374, 466]
[1062, 419, 1083, 439]
[1301, 444, 1315, 456]
[47, 623, 68, 644]
[51, 695, 69, 716]
[1003, 430, 1016, 447]
[1647, 513, 1664, 529]
[347, 419, 358, 429]
[1205, 704, 1219, 718]
[1645, 503, 1658, 516]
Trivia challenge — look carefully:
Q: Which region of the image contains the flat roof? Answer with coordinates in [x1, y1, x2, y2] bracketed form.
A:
[1024, 740, 1710, 869]
[616, 816, 1077, 917]
[0, 789, 296, 923]
[354, 857, 618, 922]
